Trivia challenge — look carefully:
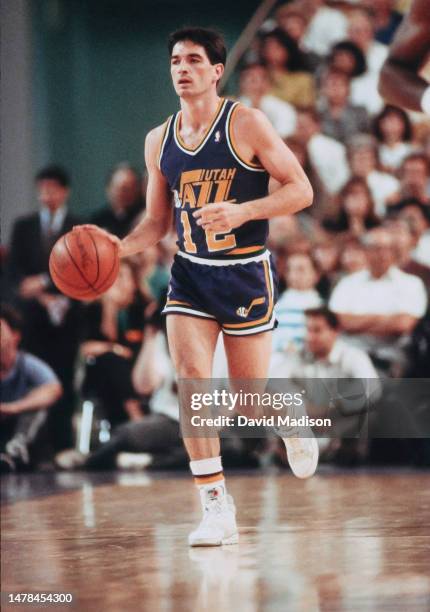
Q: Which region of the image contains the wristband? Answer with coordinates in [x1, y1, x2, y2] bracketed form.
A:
[421, 86, 430, 115]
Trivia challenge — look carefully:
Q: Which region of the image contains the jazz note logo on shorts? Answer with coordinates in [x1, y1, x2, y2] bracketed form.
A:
[236, 296, 266, 318]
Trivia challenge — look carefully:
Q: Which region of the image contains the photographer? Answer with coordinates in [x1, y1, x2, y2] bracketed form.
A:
[1, 305, 62, 471]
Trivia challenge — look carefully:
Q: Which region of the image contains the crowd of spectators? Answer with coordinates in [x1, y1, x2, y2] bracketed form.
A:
[2, 0, 429, 472]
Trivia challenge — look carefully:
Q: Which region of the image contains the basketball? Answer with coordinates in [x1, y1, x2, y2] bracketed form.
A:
[49, 226, 120, 300]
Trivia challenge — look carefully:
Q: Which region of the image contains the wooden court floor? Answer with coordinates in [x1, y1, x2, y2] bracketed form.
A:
[1, 470, 430, 611]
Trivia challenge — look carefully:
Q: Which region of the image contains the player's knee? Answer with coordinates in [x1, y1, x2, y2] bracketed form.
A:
[175, 362, 210, 378]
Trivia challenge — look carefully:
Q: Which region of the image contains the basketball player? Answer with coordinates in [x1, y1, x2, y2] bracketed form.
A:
[85, 28, 318, 546]
[378, 0, 430, 113]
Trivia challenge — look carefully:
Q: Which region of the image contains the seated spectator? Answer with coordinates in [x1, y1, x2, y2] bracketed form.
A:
[329, 227, 428, 375]
[389, 199, 430, 269]
[347, 135, 399, 217]
[284, 137, 330, 215]
[348, 8, 388, 75]
[323, 177, 380, 239]
[300, 0, 348, 57]
[326, 40, 367, 81]
[56, 314, 185, 471]
[318, 69, 370, 142]
[91, 162, 144, 238]
[132, 245, 170, 304]
[270, 307, 380, 465]
[389, 153, 430, 207]
[295, 108, 350, 196]
[1, 305, 62, 471]
[275, 3, 320, 71]
[339, 240, 368, 276]
[80, 261, 147, 427]
[362, 0, 402, 46]
[259, 28, 316, 107]
[273, 253, 322, 353]
[373, 105, 414, 172]
[238, 62, 297, 139]
[6, 165, 82, 449]
[347, 8, 387, 115]
[312, 241, 340, 300]
[384, 218, 430, 287]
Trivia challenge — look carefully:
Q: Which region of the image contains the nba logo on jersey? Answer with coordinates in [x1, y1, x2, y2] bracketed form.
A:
[173, 190, 182, 208]
[214, 130, 221, 143]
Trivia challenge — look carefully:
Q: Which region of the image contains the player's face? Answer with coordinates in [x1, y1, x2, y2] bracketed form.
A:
[36, 179, 69, 212]
[170, 41, 223, 98]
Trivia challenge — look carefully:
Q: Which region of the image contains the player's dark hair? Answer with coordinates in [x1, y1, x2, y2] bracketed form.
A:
[168, 27, 227, 66]
[373, 105, 412, 143]
[305, 307, 339, 330]
[329, 41, 366, 78]
[0, 303, 23, 333]
[35, 165, 70, 188]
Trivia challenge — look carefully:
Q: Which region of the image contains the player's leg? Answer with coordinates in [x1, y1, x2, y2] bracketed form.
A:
[223, 331, 318, 478]
[166, 314, 238, 546]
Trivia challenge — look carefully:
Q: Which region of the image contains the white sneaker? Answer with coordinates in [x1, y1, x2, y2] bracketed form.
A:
[188, 486, 239, 547]
[282, 437, 319, 479]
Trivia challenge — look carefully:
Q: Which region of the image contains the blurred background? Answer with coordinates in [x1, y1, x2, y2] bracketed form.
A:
[1, 0, 429, 473]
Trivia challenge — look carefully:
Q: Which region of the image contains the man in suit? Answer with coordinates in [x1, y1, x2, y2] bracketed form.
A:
[91, 162, 145, 238]
[6, 165, 82, 450]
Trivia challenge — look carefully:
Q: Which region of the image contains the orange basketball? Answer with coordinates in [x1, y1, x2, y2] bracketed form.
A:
[49, 226, 120, 300]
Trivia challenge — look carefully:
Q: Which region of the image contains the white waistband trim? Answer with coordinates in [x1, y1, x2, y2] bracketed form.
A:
[176, 249, 270, 266]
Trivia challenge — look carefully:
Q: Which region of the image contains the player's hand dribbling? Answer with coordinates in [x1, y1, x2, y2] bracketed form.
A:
[193, 202, 248, 232]
[73, 224, 124, 255]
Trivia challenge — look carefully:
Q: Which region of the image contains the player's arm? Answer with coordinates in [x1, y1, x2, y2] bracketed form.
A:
[378, 0, 430, 113]
[119, 126, 173, 258]
[193, 107, 313, 232]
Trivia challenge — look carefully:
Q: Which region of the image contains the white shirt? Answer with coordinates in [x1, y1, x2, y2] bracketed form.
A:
[412, 231, 430, 267]
[273, 289, 322, 352]
[366, 170, 399, 217]
[240, 94, 297, 139]
[329, 267, 428, 357]
[39, 205, 67, 236]
[379, 143, 413, 171]
[271, 338, 379, 380]
[350, 73, 385, 116]
[366, 42, 388, 76]
[308, 133, 350, 194]
[270, 339, 382, 420]
[303, 7, 349, 56]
